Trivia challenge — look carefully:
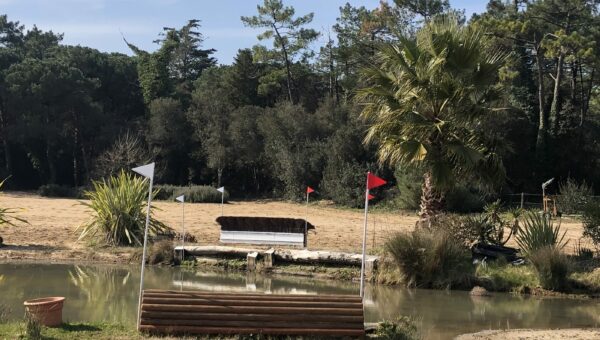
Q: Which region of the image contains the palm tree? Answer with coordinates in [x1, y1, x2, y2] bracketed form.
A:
[357, 15, 506, 221]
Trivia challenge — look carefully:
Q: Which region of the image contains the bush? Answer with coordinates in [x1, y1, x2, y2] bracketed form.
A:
[528, 246, 572, 291]
[154, 185, 229, 203]
[321, 160, 365, 208]
[38, 184, 82, 198]
[147, 240, 175, 265]
[515, 211, 567, 256]
[582, 199, 600, 249]
[445, 185, 486, 213]
[557, 178, 593, 215]
[375, 316, 421, 340]
[385, 229, 473, 289]
[1, 177, 27, 228]
[392, 166, 422, 210]
[475, 261, 539, 292]
[77, 170, 171, 246]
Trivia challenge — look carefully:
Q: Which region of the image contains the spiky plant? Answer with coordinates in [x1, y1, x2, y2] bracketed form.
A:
[78, 170, 171, 246]
[515, 211, 567, 256]
[0, 177, 27, 228]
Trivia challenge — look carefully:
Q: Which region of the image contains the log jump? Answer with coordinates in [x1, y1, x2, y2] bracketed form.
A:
[138, 289, 365, 337]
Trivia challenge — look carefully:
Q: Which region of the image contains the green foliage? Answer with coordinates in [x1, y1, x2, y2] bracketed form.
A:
[557, 178, 593, 214]
[154, 184, 229, 203]
[25, 311, 42, 340]
[392, 167, 422, 210]
[581, 199, 600, 248]
[357, 14, 506, 217]
[38, 184, 81, 198]
[445, 186, 486, 213]
[515, 212, 567, 256]
[0, 178, 27, 227]
[77, 171, 171, 246]
[385, 229, 473, 289]
[475, 261, 539, 292]
[375, 316, 422, 340]
[528, 246, 572, 291]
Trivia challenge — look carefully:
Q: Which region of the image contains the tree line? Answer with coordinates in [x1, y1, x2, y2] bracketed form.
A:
[1, 0, 600, 209]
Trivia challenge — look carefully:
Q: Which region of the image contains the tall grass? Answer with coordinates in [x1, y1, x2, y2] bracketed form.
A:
[529, 246, 572, 291]
[78, 171, 171, 246]
[515, 212, 567, 256]
[385, 229, 473, 289]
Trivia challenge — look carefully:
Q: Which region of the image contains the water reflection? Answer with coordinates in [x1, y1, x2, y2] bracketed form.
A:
[1, 263, 599, 339]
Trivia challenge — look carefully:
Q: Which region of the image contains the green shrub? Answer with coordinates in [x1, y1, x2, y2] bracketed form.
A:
[529, 246, 572, 291]
[515, 211, 567, 256]
[392, 166, 422, 210]
[154, 185, 229, 203]
[475, 261, 539, 292]
[557, 178, 593, 215]
[385, 229, 473, 289]
[321, 160, 365, 208]
[375, 316, 422, 340]
[147, 240, 175, 265]
[77, 170, 171, 246]
[582, 199, 600, 249]
[445, 185, 486, 213]
[0, 178, 27, 228]
[38, 184, 82, 198]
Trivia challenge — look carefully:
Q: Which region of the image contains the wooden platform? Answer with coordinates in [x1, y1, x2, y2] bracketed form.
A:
[139, 289, 365, 337]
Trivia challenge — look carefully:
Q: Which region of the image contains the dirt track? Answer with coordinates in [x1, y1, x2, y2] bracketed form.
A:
[0, 192, 589, 263]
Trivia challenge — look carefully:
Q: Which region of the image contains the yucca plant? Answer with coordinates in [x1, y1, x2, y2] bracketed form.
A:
[78, 170, 171, 246]
[0, 177, 27, 228]
[515, 211, 567, 256]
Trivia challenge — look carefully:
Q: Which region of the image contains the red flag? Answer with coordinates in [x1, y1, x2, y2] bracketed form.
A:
[306, 186, 315, 194]
[368, 194, 375, 200]
[367, 172, 386, 190]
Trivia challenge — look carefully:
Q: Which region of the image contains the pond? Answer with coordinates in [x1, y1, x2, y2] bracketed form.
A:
[1, 263, 599, 339]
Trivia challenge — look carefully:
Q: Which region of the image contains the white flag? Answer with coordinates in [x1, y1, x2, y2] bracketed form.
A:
[217, 187, 225, 193]
[132, 162, 155, 180]
[175, 195, 184, 203]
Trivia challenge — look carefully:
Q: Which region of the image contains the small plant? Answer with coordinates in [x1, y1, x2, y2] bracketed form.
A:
[515, 211, 567, 256]
[375, 316, 422, 340]
[385, 229, 473, 289]
[24, 312, 42, 340]
[475, 260, 539, 292]
[0, 304, 10, 323]
[77, 170, 171, 246]
[582, 199, 600, 250]
[528, 246, 572, 291]
[557, 178, 593, 215]
[0, 177, 28, 235]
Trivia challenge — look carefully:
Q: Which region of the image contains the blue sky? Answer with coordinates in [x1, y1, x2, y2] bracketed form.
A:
[1, 0, 488, 64]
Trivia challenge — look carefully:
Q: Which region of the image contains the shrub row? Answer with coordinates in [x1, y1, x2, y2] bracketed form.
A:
[154, 185, 229, 203]
[38, 184, 84, 198]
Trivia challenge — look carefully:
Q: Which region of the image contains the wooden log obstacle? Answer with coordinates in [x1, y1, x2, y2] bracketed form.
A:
[139, 289, 365, 337]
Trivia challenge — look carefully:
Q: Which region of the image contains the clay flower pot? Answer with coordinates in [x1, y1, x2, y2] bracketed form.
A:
[23, 297, 65, 327]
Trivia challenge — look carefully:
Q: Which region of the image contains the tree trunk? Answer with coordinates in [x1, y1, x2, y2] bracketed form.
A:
[271, 23, 294, 103]
[0, 105, 12, 174]
[418, 171, 444, 222]
[550, 52, 565, 134]
[534, 45, 547, 156]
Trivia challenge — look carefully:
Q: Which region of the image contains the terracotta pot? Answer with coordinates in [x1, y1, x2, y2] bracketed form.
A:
[23, 297, 65, 327]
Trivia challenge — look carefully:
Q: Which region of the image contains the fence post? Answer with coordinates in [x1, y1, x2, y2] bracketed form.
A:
[520, 192, 524, 209]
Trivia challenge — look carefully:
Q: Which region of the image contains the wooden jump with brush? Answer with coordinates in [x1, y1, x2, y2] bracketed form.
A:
[138, 289, 365, 337]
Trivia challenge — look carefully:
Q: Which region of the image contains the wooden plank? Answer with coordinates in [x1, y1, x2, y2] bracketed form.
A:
[139, 324, 365, 336]
[140, 318, 364, 330]
[141, 304, 364, 316]
[142, 297, 363, 309]
[140, 311, 364, 323]
[143, 290, 361, 302]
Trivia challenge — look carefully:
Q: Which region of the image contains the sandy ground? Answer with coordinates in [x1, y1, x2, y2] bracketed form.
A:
[455, 328, 600, 339]
[0, 192, 589, 263]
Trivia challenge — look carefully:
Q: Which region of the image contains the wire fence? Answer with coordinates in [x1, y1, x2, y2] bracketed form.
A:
[501, 193, 600, 214]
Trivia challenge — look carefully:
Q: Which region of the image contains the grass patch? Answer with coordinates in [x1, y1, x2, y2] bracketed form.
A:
[570, 268, 600, 293]
[475, 262, 539, 293]
[0, 322, 140, 340]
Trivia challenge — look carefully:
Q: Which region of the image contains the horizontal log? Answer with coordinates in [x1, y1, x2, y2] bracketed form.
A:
[141, 311, 364, 323]
[140, 318, 363, 330]
[139, 324, 365, 337]
[143, 290, 361, 302]
[142, 297, 363, 309]
[142, 304, 364, 316]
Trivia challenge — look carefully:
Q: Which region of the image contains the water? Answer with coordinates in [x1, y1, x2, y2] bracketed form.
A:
[1, 263, 599, 339]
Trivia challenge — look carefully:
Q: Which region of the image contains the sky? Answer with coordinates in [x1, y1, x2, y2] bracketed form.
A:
[1, 0, 489, 65]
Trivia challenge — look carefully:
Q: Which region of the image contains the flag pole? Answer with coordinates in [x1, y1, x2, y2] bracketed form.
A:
[305, 191, 309, 249]
[134, 163, 154, 328]
[181, 197, 185, 261]
[360, 174, 370, 298]
[221, 190, 224, 216]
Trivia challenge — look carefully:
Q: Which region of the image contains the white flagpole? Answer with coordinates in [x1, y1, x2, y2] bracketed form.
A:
[133, 163, 154, 328]
[360, 177, 370, 298]
[221, 191, 224, 216]
[175, 195, 185, 262]
[304, 191, 309, 249]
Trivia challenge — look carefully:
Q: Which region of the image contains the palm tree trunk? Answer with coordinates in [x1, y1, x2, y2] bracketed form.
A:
[418, 171, 444, 222]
